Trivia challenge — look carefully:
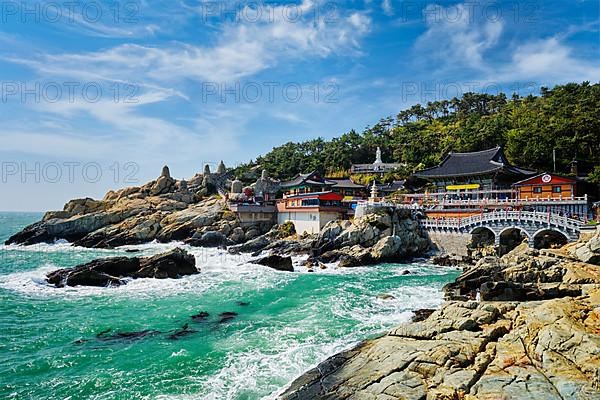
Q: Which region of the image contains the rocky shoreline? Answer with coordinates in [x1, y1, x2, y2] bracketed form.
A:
[8, 169, 600, 398]
[6, 170, 433, 268]
[279, 229, 600, 399]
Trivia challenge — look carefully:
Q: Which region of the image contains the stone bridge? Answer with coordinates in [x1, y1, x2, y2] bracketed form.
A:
[419, 210, 584, 247]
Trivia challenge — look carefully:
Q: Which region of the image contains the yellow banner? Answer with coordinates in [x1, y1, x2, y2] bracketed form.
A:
[446, 184, 480, 190]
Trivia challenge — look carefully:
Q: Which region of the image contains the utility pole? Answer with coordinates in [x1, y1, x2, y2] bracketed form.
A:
[553, 149, 556, 172]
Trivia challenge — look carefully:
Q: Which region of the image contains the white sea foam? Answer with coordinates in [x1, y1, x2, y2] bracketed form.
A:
[1, 240, 452, 400]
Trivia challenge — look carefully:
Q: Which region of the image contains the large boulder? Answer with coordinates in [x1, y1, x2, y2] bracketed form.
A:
[46, 248, 198, 287]
[313, 208, 429, 266]
[571, 229, 600, 265]
[280, 291, 600, 400]
[445, 241, 600, 301]
[253, 255, 294, 272]
[185, 231, 228, 248]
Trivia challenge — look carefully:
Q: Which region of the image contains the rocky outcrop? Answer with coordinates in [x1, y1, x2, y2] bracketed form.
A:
[46, 248, 198, 287]
[6, 167, 275, 248]
[569, 229, 600, 265]
[445, 241, 600, 301]
[310, 208, 430, 267]
[280, 228, 600, 400]
[253, 255, 294, 272]
[280, 293, 600, 399]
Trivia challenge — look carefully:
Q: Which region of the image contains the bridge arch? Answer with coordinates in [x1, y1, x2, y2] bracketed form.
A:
[469, 226, 496, 248]
[498, 226, 530, 255]
[532, 228, 569, 250]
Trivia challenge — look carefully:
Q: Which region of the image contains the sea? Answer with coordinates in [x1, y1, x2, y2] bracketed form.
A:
[0, 212, 459, 400]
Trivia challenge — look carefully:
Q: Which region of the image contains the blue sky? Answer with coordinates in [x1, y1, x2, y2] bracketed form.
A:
[1, 0, 599, 211]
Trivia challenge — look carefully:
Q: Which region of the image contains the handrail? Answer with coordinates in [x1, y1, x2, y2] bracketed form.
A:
[419, 210, 585, 231]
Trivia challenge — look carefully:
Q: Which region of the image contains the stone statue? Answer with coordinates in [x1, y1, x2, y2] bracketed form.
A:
[217, 160, 226, 174]
[204, 164, 211, 176]
[261, 169, 268, 180]
[231, 178, 243, 194]
[161, 165, 171, 178]
[374, 147, 383, 164]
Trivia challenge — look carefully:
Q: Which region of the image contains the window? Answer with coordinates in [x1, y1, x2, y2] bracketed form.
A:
[552, 186, 562, 193]
[533, 186, 542, 194]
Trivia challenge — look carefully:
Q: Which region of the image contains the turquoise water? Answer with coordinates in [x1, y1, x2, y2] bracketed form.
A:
[0, 212, 459, 399]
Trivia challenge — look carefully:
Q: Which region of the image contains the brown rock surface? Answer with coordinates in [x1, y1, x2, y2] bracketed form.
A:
[280, 230, 600, 400]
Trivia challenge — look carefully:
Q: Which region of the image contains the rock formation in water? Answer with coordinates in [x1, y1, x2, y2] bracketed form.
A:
[5, 167, 273, 248]
[311, 208, 430, 267]
[46, 248, 198, 287]
[280, 228, 600, 399]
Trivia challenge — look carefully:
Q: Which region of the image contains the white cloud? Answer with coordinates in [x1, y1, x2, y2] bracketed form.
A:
[10, 1, 371, 86]
[498, 37, 600, 83]
[382, 0, 393, 16]
[416, 3, 503, 70]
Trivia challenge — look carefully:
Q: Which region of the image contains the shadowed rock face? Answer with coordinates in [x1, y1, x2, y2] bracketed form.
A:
[46, 248, 198, 287]
[280, 294, 600, 400]
[253, 255, 294, 272]
[5, 173, 275, 248]
[445, 240, 600, 301]
[280, 230, 600, 400]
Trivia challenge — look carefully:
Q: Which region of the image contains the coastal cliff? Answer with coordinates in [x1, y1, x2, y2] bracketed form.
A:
[280, 229, 600, 399]
[5, 168, 273, 248]
[6, 171, 431, 267]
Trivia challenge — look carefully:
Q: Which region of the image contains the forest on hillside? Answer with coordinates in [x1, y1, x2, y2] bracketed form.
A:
[236, 82, 600, 183]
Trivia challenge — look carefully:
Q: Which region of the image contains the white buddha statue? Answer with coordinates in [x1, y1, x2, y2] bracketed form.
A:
[374, 147, 383, 165]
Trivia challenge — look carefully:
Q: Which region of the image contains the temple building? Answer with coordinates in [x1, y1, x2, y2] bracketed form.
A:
[276, 192, 346, 235]
[413, 146, 536, 199]
[276, 171, 352, 234]
[251, 169, 280, 201]
[512, 173, 588, 218]
[351, 147, 405, 174]
[280, 171, 337, 197]
[227, 171, 279, 225]
[328, 178, 367, 198]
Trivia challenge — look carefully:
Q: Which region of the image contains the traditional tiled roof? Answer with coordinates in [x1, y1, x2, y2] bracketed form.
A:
[280, 171, 337, 188]
[328, 178, 366, 189]
[376, 180, 406, 192]
[414, 147, 536, 179]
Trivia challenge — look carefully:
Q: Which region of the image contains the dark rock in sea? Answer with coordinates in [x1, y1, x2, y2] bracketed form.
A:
[237, 301, 250, 306]
[229, 236, 271, 254]
[96, 328, 160, 342]
[401, 270, 411, 275]
[411, 308, 435, 322]
[168, 323, 197, 340]
[253, 255, 294, 272]
[185, 231, 229, 248]
[191, 311, 210, 321]
[125, 249, 141, 253]
[432, 254, 471, 267]
[46, 248, 198, 287]
[218, 312, 238, 323]
[133, 248, 198, 279]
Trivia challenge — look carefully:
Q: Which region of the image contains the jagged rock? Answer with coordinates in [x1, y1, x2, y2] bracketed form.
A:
[229, 227, 246, 244]
[185, 231, 228, 248]
[253, 255, 294, 272]
[228, 236, 271, 254]
[46, 248, 198, 287]
[445, 241, 600, 301]
[279, 292, 600, 400]
[370, 235, 402, 259]
[570, 229, 600, 265]
[313, 208, 429, 266]
[216, 160, 226, 174]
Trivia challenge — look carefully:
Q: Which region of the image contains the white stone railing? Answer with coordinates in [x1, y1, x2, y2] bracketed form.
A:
[420, 210, 585, 232]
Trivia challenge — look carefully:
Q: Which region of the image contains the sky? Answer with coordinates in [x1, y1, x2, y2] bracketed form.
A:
[0, 0, 599, 211]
